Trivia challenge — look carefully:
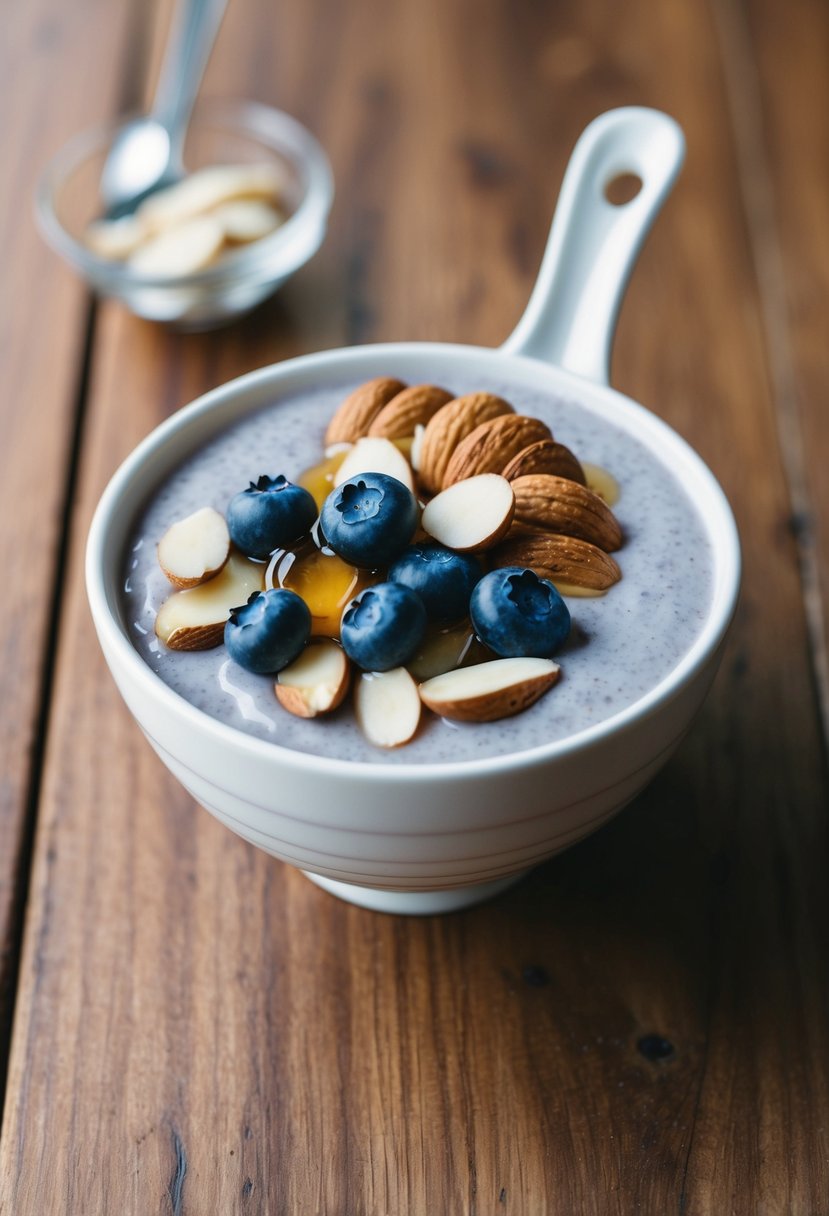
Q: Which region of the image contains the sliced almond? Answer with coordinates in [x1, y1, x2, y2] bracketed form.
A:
[138, 163, 285, 232]
[157, 506, 231, 589]
[442, 414, 553, 488]
[511, 474, 623, 551]
[325, 378, 407, 446]
[128, 215, 225, 278]
[417, 392, 515, 494]
[490, 532, 621, 591]
[419, 657, 560, 722]
[421, 474, 514, 552]
[85, 214, 147, 260]
[333, 436, 416, 492]
[367, 385, 454, 439]
[155, 551, 264, 650]
[213, 199, 282, 243]
[502, 439, 586, 485]
[275, 639, 351, 718]
[354, 667, 422, 748]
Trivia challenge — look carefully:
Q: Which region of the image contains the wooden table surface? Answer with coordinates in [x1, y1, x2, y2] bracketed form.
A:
[2, 0, 828, 1212]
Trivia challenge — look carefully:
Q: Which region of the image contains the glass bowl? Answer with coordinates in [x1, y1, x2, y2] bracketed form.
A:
[36, 98, 334, 329]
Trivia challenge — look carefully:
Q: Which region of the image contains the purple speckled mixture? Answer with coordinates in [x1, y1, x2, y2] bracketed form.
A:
[122, 377, 714, 764]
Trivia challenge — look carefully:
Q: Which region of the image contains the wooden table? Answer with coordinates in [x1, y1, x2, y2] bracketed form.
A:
[2, 0, 828, 1211]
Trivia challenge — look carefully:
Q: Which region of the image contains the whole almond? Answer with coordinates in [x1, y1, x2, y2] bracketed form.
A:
[490, 532, 621, 591]
[502, 439, 586, 485]
[442, 414, 552, 488]
[325, 377, 407, 445]
[511, 475, 623, 551]
[418, 392, 514, 494]
[368, 384, 454, 439]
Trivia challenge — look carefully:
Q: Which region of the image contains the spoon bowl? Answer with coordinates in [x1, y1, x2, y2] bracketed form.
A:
[99, 121, 175, 219]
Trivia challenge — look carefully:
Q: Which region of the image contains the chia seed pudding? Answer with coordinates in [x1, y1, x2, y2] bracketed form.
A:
[122, 376, 714, 765]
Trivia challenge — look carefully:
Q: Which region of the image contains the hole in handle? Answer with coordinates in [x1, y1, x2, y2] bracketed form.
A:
[604, 172, 643, 206]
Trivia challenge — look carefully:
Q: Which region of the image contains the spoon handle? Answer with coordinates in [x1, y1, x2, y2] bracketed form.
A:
[152, 0, 229, 165]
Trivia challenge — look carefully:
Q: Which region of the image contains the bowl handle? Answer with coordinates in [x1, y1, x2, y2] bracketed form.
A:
[501, 107, 685, 385]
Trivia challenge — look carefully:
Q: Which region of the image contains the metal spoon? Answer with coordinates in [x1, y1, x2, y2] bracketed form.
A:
[100, 0, 228, 219]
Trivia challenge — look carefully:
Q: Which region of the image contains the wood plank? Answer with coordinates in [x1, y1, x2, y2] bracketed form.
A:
[0, 0, 146, 1073]
[3, 0, 828, 1212]
[726, 0, 829, 731]
[679, 2, 829, 1208]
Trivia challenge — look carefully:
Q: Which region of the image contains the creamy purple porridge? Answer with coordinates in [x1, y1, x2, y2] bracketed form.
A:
[121, 375, 713, 765]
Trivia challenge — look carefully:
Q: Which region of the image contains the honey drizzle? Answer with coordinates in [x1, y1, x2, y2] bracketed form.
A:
[582, 461, 620, 506]
[551, 581, 608, 599]
[297, 447, 350, 510]
[268, 540, 374, 638]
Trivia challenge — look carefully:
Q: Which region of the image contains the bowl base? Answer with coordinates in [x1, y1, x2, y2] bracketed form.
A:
[302, 870, 527, 915]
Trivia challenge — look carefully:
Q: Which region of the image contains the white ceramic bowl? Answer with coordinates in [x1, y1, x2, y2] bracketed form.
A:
[86, 109, 741, 914]
[37, 98, 333, 329]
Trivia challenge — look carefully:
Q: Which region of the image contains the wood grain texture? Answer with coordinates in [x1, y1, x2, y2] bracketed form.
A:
[0, 0, 145, 1073]
[729, 0, 829, 736]
[2, 0, 829, 1212]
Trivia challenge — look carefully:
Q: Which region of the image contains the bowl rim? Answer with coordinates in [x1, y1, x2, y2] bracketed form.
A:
[86, 340, 742, 781]
[36, 97, 334, 291]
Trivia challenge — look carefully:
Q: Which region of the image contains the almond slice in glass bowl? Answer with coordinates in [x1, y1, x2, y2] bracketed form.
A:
[137, 163, 287, 234]
[127, 215, 226, 278]
[213, 199, 283, 244]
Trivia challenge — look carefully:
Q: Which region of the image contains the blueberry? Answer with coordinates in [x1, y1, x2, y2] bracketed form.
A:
[388, 542, 481, 622]
[340, 582, 427, 671]
[320, 473, 419, 568]
[224, 588, 311, 673]
[470, 567, 570, 658]
[227, 475, 318, 559]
